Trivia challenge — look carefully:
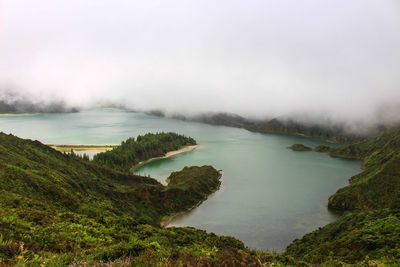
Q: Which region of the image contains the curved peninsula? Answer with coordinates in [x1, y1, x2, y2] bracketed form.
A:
[92, 132, 197, 172]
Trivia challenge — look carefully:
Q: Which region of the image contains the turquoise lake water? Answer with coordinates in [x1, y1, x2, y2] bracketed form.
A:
[0, 109, 361, 251]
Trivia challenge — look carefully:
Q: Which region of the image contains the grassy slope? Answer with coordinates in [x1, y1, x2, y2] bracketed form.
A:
[328, 127, 400, 211]
[286, 127, 400, 264]
[4, 127, 400, 265]
[287, 209, 400, 264]
[0, 132, 260, 265]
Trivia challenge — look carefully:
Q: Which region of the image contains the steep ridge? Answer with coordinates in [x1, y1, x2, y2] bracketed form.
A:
[328, 127, 400, 211]
[286, 127, 400, 264]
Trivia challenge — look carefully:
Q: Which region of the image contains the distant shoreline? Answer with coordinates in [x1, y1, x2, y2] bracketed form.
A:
[131, 145, 199, 172]
[0, 113, 40, 116]
[48, 144, 118, 153]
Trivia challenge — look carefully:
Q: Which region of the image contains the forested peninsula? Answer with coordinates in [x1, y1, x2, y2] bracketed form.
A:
[92, 132, 197, 172]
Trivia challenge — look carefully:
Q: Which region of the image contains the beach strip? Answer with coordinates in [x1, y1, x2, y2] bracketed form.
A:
[132, 145, 199, 172]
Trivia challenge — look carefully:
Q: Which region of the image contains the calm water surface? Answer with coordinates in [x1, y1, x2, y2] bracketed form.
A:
[0, 109, 361, 251]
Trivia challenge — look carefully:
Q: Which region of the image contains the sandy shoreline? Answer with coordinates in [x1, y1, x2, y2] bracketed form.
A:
[48, 143, 198, 165]
[132, 145, 199, 172]
[48, 144, 118, 152]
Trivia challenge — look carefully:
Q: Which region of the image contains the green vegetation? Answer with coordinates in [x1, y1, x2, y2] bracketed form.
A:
[2, 126, 400, 265]
[288, 144, 332, 153]
[0, 133, 223, 264]
[286, 208, 400, 264]
[314, 145, 331, 152]
[287, 144, 312, 151]
[162, 166, 222, 215]
[285, 127, 400, 264]
[92, 132, 196, 172]
[328, 127, 400, 211]
[160, 111, 366, 143]
[0, 132, 296, 266]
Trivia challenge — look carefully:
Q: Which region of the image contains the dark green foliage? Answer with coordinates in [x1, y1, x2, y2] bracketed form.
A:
[328, 155, 400, 211]
[314, 145, 331, 152]
[127, 166, 222, 220]
[0, 132, 247, 265]
[329, 144, 365, 159]
[164, 166, 221, 212]
[4, 125, 400, 265]
[0, 132, 164, 221]
[328, 127, 400, 211]
[285, 127, 400, 264]
[329, 127, 400, 161]
[286, 209, 400, 264]
[128, 248, 280, 266]
[92, 132, 196, 172]
[287, 144, 312, 151]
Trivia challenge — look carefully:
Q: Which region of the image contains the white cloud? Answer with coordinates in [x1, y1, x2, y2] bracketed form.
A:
[1, 0, 400, 123]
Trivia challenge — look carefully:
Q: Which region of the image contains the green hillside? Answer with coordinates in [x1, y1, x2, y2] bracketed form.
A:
[2, 127, 400, 265]
[0, 132, 266, 266]
[286, 127, 400, 264]
[328, 127, 400, 211]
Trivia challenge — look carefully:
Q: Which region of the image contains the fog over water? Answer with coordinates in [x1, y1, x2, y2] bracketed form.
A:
[1, 0, 400, 126]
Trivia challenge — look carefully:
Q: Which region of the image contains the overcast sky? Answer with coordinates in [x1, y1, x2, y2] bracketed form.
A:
[1, 0, 400, 123]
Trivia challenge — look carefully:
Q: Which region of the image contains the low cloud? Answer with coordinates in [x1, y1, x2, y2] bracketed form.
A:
[0, 88, 78, 113]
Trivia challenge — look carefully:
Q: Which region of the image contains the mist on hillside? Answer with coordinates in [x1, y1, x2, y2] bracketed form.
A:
[1, 0, 400, 131]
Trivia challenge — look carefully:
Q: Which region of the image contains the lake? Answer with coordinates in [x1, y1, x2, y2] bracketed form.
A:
[0, 109, 361, 251]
